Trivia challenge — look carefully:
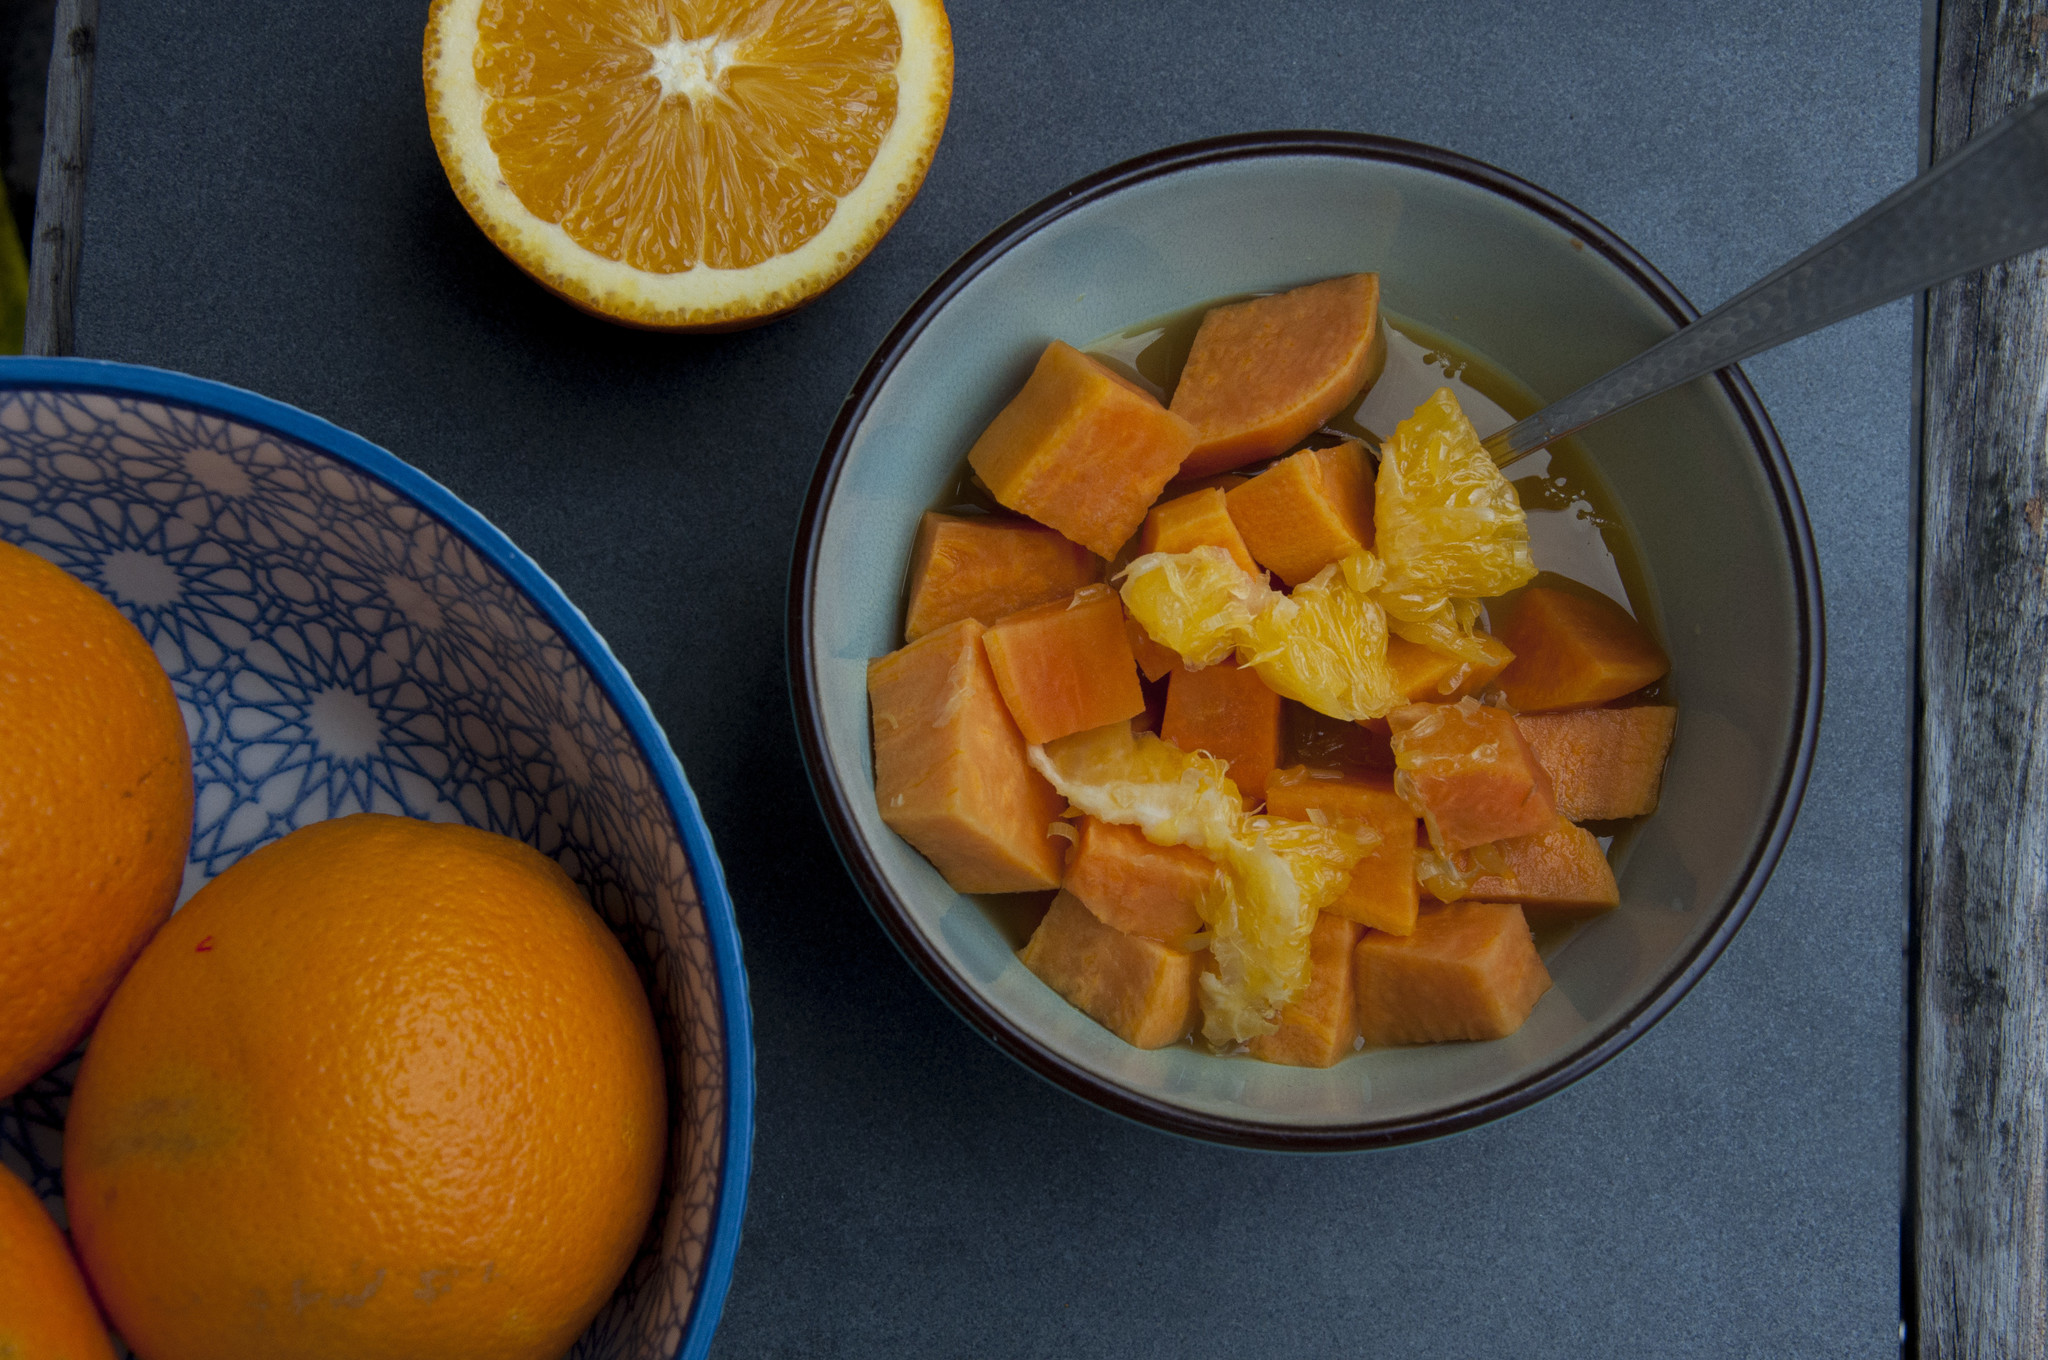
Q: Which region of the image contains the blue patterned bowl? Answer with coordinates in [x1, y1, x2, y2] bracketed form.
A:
[0, 358, 752, 1360]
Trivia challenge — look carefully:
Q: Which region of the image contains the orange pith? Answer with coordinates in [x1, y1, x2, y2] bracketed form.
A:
[476, 0, 901, 273]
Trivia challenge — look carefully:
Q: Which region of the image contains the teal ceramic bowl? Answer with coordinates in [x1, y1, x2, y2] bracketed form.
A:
[790, 133, 1821, 1150]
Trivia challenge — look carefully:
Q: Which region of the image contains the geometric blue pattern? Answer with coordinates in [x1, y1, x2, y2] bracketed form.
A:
[0, 366, 751, 1360]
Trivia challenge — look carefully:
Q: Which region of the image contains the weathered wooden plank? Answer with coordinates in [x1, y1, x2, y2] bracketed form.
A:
[1916, 2, 2048, 1354]
[23, 0, 97, 357]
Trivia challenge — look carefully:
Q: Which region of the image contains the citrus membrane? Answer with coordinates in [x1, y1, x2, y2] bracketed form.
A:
[1374, 386, 1537, 660]
[1029, 724, 1376, 1044]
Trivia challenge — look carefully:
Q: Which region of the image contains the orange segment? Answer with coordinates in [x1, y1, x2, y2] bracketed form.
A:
[426, 0, 953, 327]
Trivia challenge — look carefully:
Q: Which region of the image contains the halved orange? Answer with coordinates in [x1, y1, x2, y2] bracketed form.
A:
[424, 0, 953, 330]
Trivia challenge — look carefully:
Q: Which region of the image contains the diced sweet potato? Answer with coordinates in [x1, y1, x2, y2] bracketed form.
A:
[982, 585, 1147, 745]
[1224, 440, 1374, 586]
[1019, 891, 1202, 1048]
[1124, 607, 1180, 683]
[1386, 631, 1514, 702]
[1517, 706, 1677, 821]
[1387, 698, 1556, 851]
[868, 619, 1065, 892]
[1159, 660, 1284, 799]
[903, 511, 1101, 642]
[1354, 902, 1552, 1046]
[1248, 911, 1363, 1067]
[967, 340, 1197, 557]
[1138, 487, 1260, 577]
[1421, 817, 1619, 918]
[1062, 817, 1213, 942]
[1264, 766, 1420, 935]
[1170, 275, 1388, 477]
[1494, 584, 1670, 712]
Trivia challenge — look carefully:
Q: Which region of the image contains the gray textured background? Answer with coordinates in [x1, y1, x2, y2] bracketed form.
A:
[72, 0, 1917, 1353]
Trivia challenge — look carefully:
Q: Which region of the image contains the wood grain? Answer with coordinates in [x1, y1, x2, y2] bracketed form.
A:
[1917, 1, 2048, 1353]
[23, 0, 97, 357]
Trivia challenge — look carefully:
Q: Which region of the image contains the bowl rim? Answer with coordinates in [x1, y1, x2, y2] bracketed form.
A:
[787, 130, 1825, 1152]
[0, 355, 755, 1356]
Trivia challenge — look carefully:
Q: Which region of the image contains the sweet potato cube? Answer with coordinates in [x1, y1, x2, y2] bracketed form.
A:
[1265, 766, 1420, 935]
[1517, 706, 1677, 821]
[868, 619, 1066, 893]
[967, 340, 1197, 558]
[1019, 891, 1202, 1048]
[1495, 584, 1670, 712]
[1387, 698, 1556, 851]
[982, 585, 1147, 745]
[1138, 487, 1260, 577]
[1159, 659, 1284, 799]
[1248, 911, 1363, 1067]
[903, 512, 1101, 642]
[1062, 817, 1213, 942]
[1225, 440, 1375, 586]
[1386, 631, 1514, 702]
[1354, 902, 1552, 1046]
[1170, 275, 1388, 477]
[1425, 817, 1620, 920]
[1124, 606, 1180, 683]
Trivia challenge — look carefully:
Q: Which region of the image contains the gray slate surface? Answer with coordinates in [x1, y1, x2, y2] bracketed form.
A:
[73, 0, 1917, 1353]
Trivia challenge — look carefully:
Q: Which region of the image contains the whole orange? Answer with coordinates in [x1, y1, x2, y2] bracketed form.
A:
[0, 538, 193, 1099]
[62, 814, 668, 1360]
[0, 1162, 116, 1360]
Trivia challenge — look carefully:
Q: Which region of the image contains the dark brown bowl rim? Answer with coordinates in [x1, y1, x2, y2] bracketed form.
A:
[786, 130, 1824, 1152]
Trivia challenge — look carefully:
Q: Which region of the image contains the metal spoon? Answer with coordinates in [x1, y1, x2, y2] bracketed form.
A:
[1477, 90, 2048, 468]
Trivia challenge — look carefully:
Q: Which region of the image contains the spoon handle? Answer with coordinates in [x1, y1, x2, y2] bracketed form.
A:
[1480, 90, 2048, 468]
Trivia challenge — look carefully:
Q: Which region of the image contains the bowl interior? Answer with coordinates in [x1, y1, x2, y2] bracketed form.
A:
[0, 370, 747, 1358]
[802, 141, 1815, 1144]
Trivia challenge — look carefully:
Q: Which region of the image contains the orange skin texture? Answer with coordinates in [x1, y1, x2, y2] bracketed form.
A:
[1388, 699, 1557, 852]
[1018, 891, 1202, 1049]
[0, 1163, 117, 1360]
[982, 586, 1147, 746]
[902, 511, 1100, 642]
[1061, 817, 1213, 942]
[1494, 585, 1670, 712]
[869, 619, 1066, 892]
[1224, 440, 1375, 587]
[1170, 274, 1387, 477]
[62, 815, 667, 1360]
[1385, 631, 1514, 703]
[1158, 660, 1284, 800]
[1138, 487, 1260, 577]
[1516, 706, 1677, 821]
[1265, 767, 1421, 936]
[0, 539, 193, 1099]
[967, 342, 1197, 558]
[1247, 911, 1363, 1067]
[1354, 901, 1552, 1046]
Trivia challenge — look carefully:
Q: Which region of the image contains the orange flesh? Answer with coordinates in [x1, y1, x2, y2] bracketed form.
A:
[1247, 911, 1363, 1067]
[1225, 440, 1375, 587]
[1264, 766, 1420, 936]
[868, 618, 1066, 892]
[1422, 816, 1619, 915]
[1517, 706, 1677, 821]
[1170, 274, 1387, 477]
[1158, 659, 1285, 801]
[1387, 699, 1557, 852]
[1494, 584, 1670, 712]
[981, 586, 1147, 745]
[474, 0, 903, 272]
[1139, 487, 1260, 577]
[903, 511, 1100, 641]
[1124, 606, 1180, 683]
[1353, 901, 1551, 1046]
[1019, 891, 1202, 1048]
[1061, 817, 1212, 942]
